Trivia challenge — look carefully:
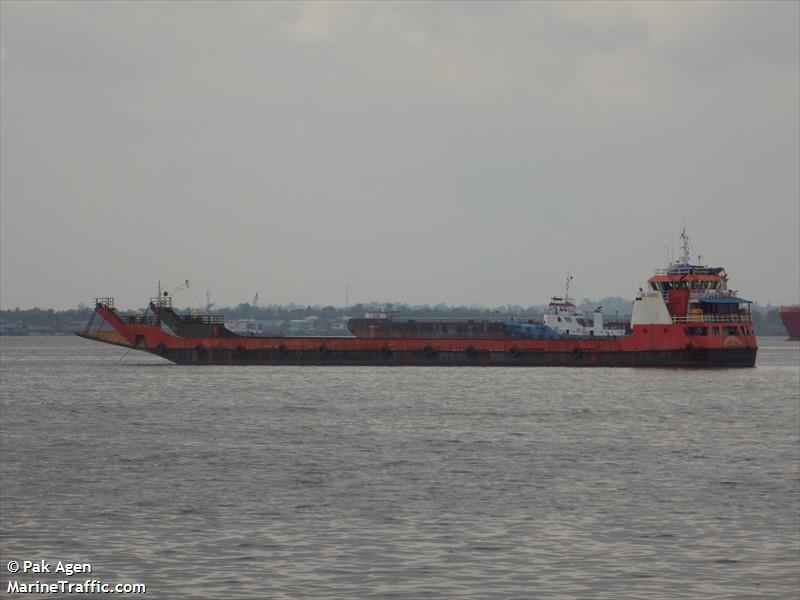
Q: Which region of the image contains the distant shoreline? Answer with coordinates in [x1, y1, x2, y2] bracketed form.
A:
[1, 300, 790, 337]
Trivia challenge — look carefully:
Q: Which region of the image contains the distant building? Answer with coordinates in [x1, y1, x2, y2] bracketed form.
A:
[0, 319, 27, 336]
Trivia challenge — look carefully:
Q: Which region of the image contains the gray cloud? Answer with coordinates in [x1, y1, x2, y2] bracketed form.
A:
[1, 1, 797, 309]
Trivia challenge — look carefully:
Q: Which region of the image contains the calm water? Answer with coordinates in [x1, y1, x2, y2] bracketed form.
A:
[1, 336, 798, 599]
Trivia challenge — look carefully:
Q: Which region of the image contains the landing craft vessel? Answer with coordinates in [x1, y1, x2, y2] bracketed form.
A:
[77, 230, 757, 367]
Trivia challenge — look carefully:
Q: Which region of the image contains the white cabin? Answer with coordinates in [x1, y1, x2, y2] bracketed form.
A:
[543, 296, 626, 337]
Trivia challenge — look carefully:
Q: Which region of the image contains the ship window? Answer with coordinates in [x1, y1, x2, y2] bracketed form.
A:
[712, 326, 720, 335]
[725, 326, 739, 335]
[650, 282, 658, 290]
[739, 326, 747, 335]
[684, 326, 708, 336]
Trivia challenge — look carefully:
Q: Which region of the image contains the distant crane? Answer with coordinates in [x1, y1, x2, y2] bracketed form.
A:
[205, 291, 215, 312]
[252, 293, 259, 308]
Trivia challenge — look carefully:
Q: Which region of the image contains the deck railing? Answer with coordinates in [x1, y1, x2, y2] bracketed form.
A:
[178, 314, 225, 325]
[150, 296, 173, 308]
[123, 316, 161, 325]
[660, 290, 736, 302]
[671, 313, 751, 324]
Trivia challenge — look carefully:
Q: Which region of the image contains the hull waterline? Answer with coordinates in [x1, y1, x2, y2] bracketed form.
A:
[128, 344, 757, 368]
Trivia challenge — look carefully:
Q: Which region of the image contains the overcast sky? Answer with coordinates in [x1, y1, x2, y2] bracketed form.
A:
[1, 1, 798, 310]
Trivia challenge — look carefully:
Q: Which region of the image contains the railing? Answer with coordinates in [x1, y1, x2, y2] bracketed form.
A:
[95, 297, 115, 308]
[123, 316, 161, 325]
[653, 266, 722, 276]
[179, 314, 225, 324]
[150, 296, 173, 308]
[660, 289, 734, 301]
[690, 290, 736, 300]
[671, 313, 751, 324]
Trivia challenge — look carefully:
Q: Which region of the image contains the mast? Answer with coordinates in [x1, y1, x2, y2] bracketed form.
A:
[678, 227, 691, 265]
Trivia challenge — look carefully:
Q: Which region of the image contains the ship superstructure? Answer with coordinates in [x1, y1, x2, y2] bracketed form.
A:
[635, 228, 754, 336]
[542, 275, 627, 338]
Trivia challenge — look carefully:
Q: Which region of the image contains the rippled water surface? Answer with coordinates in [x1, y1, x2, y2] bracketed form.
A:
[1, 337, 798, 598]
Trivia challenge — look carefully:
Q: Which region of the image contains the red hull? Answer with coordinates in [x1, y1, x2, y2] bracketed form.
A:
[778, 306, 800, 340]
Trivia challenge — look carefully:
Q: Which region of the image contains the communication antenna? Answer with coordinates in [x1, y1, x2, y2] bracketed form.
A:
[679, 227, 691, 265]
[682, 200, 687, 233]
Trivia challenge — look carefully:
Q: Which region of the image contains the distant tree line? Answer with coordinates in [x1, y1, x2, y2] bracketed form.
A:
[0, 299, 790, 336]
